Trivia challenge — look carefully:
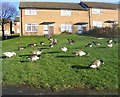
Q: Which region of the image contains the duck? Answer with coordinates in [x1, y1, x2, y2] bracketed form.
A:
[107, 43, 113, 48]
[3, 52, 16, 58]
[75, 50, 89, 57]
[89, 60, 104, 69]
[28, 55, 40, 61]
[61, 47, 68, 52]
[31, 50, 43, 55]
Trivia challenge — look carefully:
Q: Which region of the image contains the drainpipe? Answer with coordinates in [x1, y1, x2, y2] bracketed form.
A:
[10, 21, 12, 35]
[20, 9, 23, 36]
[88, 8, 91, 30]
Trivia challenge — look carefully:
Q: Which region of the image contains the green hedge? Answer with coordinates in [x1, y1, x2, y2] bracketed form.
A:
[83, 27, 120, 38]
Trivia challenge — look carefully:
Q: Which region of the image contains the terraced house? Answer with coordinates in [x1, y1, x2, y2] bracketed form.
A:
[19, 2, 118, 36]
[81, 2, 118, 30]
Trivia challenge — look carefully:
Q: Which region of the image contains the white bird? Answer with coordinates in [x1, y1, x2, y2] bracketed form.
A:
[3, 52, 16, 58]
[28, 55, 40, 61]
[90, 60, 104, 69]
[31, 50, 43, 55]
[61, 47, 68, 52]
[75, 50, 89, 57]
[107, 43, 113, 48]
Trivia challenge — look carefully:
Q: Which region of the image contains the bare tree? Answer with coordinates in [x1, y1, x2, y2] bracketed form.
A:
[0, 2, 18, 40]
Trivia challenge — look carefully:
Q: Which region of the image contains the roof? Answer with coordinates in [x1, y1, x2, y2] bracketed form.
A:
[40, 22, 55, 25]
[74, 22, 88, 25]
[104, 20, 116, 23]
[19, 2, 86, 10]
[82, 2, 118, 10]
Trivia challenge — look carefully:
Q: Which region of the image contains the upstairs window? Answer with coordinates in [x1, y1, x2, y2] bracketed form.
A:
[61, 10, 72, 16]
[25, 24, 38, 32]
[25, 9, 37, 15]
[92, 8, 103, 14]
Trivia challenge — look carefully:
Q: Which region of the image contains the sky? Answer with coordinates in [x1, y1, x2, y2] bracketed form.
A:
[2, 0, 119, 3]
[1, 0, 119, 13]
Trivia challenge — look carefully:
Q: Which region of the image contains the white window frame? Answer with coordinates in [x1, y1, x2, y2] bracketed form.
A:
[16, 22, 20, 25]
[17, 29, 20, 33]
[92, 8, 103, 14]
[93, 21, 103, 28]
[61, 10, 72, 16]
[25, 9, 37, 15]
[25, 23, 38, 32]
[61, 24, 72, 32]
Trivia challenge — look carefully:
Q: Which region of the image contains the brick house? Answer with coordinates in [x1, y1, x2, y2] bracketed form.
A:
[81, 2, 118, 30]
[14, 17, 20, 34]
[0, 17, 20, 36]
[19, 2, 118, 36]
[19, 2, 89, 36]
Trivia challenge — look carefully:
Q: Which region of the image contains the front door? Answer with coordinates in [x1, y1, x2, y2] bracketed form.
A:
[43, 25, 48, 35]
[48, 26, 54, 35]
[78, 25, 83, 34]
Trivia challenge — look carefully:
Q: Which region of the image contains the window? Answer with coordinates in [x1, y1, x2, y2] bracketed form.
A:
[25, 24, 38, 32]
[61, 24, 72, 32]
[17, 22, 20, 25]
[92, 8, 103, 14]
[93, 21, 102, 28]
[61, 10, 72, 16]
[25, 9, 37, 15]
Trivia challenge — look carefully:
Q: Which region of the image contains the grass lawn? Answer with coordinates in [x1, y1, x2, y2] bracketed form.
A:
[2, 34, 118, 94]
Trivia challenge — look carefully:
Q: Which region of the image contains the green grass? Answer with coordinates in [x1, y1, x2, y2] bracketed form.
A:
[2, 34, 118, 93]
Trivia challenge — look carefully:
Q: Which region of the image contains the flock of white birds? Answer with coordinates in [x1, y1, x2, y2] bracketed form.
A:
[3, 37, 118, 69]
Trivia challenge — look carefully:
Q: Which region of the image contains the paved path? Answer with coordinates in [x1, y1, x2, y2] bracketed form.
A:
[2, 86, 118, 95]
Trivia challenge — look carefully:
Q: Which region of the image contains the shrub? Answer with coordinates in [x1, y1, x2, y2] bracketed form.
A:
[83, 26, 119, 38]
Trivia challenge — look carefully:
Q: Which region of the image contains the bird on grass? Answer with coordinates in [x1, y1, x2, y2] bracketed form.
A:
[85, 43, 93, 47]
[89, 60, 104, 69]
[31, 50, 43, 55]
[75, 50, 89, 57]
[40, 42, 44, 45]
[27, 43, 37, 47]
[18, 46, 26, 50]
[92, 41, 101, 46]
[61, 47, 68, 52]
[28, 55, 40, 61]
[3, 52, 16, 58]
[107, 38, 113, 44]
[49, 44, 54, 48]
[107, 43, 113, 48]
[67, 39, 75, 44]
